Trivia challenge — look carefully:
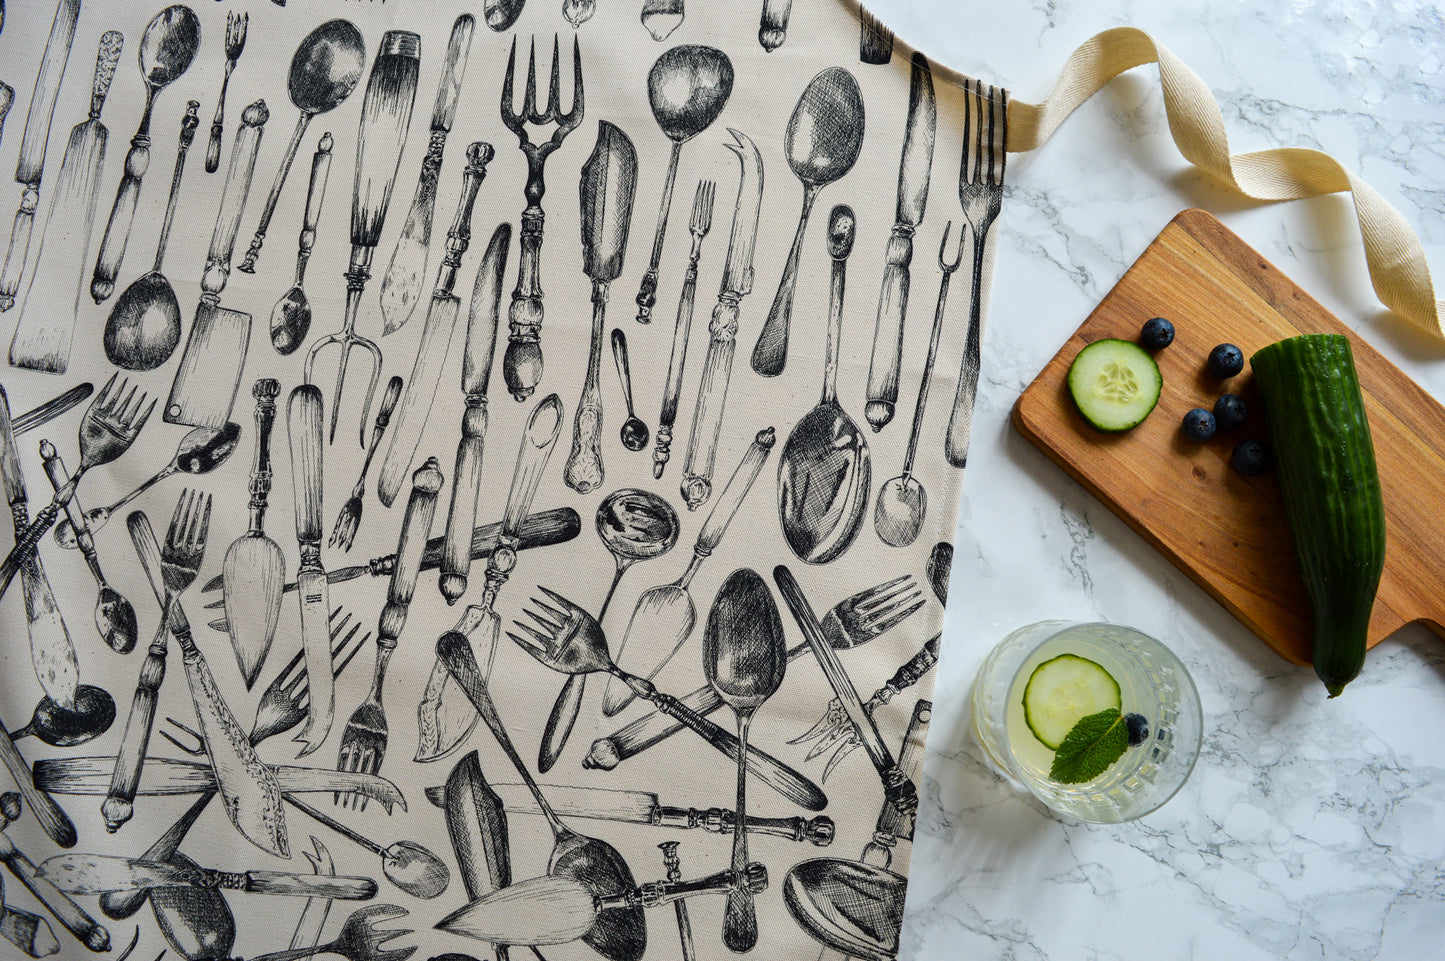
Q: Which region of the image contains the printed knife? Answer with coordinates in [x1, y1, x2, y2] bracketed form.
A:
[865, 52, 936, 431]
[0, 386, 76, 710]
[288, 385, 332, 756]
[424, 780, 835, 845]
[380, 14, 476, 335]
[36, 855, 376, 900]
[9, 30, 122, 372]
[440, 223, 511, 604]
[377, 141, 493, 508]
[0, 0, 81, 311]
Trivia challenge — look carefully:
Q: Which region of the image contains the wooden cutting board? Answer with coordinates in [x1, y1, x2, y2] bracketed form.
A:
[1012, 208, 1445, 666]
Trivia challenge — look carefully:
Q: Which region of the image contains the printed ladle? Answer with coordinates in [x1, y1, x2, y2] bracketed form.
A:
[538, 488, 678, 773]
[633, 45, 734, 323]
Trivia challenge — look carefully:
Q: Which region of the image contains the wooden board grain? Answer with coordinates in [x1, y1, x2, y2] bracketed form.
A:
[1012, 209, 1445, 666]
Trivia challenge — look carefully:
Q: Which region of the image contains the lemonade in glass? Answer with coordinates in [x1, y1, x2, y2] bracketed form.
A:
[970, 620, 1202, 822]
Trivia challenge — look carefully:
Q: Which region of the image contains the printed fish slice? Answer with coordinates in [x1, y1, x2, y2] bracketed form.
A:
[221, 379, 285, 689]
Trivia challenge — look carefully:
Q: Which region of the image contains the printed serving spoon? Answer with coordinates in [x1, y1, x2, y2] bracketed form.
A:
[102, 99, 198, 371]
[777, 205, 870, 564]
[752, 68, 864, 377]
[10, 686, 115, 748]
[704, 568, 786, 952]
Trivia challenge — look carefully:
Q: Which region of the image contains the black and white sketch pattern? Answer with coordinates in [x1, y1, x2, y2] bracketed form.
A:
[752, 68, 863, 379]
[89, 4, 200, 305]
[102, 98, 199, 373]
[307, 29, 419, 448]
[0, 2, 1006, 959]
[11, 28, 122, 374]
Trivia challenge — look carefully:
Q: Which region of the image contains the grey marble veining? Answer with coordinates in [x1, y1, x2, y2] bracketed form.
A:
[868, 0, 1445, 956]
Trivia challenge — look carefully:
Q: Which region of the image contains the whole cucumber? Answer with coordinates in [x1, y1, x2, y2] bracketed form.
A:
[1251, 333, 1385, 697]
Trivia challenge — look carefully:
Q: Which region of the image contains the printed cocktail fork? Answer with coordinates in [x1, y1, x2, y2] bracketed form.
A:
[652, 179, 715, 480]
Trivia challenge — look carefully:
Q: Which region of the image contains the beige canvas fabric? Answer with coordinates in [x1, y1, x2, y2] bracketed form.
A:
[1, 1, 1434, 959]
[0, 2, 990, 959]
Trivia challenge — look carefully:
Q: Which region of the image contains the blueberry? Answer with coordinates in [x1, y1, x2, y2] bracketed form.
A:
[1124, 713, 1149, 747]
[1181, 408, 1216, 441]
[1213, 393, 1248, 430]
[1207, 343, 1244, 378]
[1230, 438, 1270, 476]
[1140, 317, 1175, 351]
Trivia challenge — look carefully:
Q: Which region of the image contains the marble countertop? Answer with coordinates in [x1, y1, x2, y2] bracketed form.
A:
[865, 0, 1445, 957]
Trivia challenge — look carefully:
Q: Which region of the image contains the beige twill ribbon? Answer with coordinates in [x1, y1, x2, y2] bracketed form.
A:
[1004, 26, 1445, 341]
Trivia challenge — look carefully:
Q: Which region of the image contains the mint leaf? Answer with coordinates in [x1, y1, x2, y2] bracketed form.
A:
[1049, 708, 1128, 784]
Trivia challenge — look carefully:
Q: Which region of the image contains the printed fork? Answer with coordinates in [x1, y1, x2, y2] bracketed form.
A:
[509, 587, 829, 811]
[335, 669, 388, 811]
[336, 459, 442, 809]
[789, 575, 928, 778]
[653, 179, 716, 479]
[205, 12, 248, 173]
[246, 904, 415, 961]
[499, 35, 585, 402]
[945, 77, 1008, 468]
[0, 374, 154, 591]
[102, 491, 209, 833]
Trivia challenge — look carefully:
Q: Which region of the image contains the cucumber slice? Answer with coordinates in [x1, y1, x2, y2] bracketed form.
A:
[1067, 338, 1162, 432]
[1022, 653, 1122, 749]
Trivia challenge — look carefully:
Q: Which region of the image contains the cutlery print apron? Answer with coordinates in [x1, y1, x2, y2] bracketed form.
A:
[0, 0, 1436, 958]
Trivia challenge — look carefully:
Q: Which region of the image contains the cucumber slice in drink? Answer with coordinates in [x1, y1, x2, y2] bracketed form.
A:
[1067, 338, 1162, 432]
[1022, 653, 1122, 749]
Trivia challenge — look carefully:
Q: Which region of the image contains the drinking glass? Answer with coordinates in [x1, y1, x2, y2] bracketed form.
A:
[970, 620, 1202, 822]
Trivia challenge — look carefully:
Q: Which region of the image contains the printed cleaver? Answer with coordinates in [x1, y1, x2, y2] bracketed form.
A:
[166, 100, 268, 428]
